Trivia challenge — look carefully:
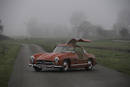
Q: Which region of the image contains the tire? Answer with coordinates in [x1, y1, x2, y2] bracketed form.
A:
[85, 59, 93, 71]
[33, 67, 42, 72]
[60, 60, 70, 71]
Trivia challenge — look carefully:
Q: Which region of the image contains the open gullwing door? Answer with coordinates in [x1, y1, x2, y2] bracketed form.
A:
[67, 38, 91, 46]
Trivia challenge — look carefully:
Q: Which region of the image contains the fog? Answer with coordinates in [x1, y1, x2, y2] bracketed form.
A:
[0, 0, 129, 39]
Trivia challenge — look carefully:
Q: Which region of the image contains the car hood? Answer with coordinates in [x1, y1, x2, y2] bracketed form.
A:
[37, 52, 72, 61]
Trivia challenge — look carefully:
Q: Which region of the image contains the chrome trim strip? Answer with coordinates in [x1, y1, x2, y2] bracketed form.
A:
[71, 63, 88, 66]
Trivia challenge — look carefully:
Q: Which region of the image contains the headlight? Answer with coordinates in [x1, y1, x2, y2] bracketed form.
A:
[54, 57, 59, 63]
[30, 56, 34, 64]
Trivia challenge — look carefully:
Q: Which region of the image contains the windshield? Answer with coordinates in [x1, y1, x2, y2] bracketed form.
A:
[53, 46, 74, 53]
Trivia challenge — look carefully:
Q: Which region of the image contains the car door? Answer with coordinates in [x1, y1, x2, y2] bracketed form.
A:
[70, 47, 87, 68]
[69, 52, 79, 68]
[74, 47, 88, 68]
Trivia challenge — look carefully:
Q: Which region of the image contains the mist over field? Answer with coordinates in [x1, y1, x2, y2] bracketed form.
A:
[0, 0, 130, 39]
[0, 1, 130, 86]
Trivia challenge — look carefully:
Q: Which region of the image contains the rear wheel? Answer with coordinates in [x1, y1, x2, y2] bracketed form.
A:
[85, 59, 93, 71]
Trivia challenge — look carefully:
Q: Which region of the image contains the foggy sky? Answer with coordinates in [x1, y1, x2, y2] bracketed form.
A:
[0, 0, 129, 36]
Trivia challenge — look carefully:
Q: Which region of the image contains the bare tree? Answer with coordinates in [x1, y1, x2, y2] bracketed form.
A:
[113, 4, 130, 39]
[70, 12, 87, 38]
[120, 27, 129, 39]
[0, 20, 3, 34]
[70, 12, 102, 39]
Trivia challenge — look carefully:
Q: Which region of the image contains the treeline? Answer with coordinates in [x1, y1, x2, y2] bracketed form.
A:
[0, 20, 10, 40]
[27, 19, 71, 38]
[26, 9, 130, 40]
[70, 11, 130, 40]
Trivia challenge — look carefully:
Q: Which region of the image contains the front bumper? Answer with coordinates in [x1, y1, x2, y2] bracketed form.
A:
[28, 64, 63, 69]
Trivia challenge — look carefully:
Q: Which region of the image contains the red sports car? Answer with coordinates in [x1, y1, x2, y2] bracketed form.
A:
[29, 38, 96, 71]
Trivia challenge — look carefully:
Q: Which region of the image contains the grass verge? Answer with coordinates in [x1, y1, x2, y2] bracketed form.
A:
[85, 48, 130, 75]
[79, 40, 130, 51]
[0, 40, 20, 87]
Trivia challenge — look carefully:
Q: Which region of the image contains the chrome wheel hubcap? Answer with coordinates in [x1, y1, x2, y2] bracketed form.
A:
[88, 61, 93, 69]
[63, 62, 68, 71]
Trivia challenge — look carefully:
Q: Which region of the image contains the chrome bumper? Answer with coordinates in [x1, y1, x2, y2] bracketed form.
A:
[28, 64, 63, 68]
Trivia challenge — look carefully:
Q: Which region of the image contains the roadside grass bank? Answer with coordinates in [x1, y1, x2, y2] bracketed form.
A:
[0, 40, 20, 87]
[85, 48, 130, 75]
[80, 40, 130, 51]
[85, 46, 130, 53]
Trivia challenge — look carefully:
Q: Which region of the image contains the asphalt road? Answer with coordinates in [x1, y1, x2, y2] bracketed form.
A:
[8, 44, 130, 87]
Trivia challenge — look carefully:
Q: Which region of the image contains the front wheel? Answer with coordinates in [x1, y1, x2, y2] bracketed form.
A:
[33, 67, 42, 72]
[60, 61, 70, 71]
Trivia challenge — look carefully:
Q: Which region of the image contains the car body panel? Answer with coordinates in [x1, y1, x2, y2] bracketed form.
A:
[29, 38, 96, 70]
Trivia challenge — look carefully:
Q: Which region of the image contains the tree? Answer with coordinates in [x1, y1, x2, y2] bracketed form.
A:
[70, 12, 107, 39]
[96, 26, 107, 37]
[0, 20, 3, 34]
[70, 12, 87, 38]
[0, 19, 10, 40]
[77, 21, 93, 38]
[119, 27, 129, 38]
[70, 12, 102, 39]
[70, 12, 87, 27]
[113, 4, 130, 38]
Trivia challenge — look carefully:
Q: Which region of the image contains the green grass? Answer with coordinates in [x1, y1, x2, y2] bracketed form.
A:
[79, 40, 130, 50]
[80, 40, 130, 74]
[0, 40, 20, 87]
[85, 48, 130, 75]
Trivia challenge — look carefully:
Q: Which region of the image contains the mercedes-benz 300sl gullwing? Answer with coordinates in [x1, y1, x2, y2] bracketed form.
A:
[29, 39, 96, 72]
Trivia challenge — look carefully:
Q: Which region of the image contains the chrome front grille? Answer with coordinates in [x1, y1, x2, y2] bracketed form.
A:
[36, 60, 43, 64]
[36, 60, 54, 65]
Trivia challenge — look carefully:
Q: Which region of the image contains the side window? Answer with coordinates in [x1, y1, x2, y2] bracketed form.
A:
[63, 47, 74, 52]
[75, 47, 84, 59]
[83, 48, 88, 54]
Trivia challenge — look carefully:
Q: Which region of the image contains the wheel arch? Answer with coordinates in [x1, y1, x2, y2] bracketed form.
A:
[63, 58, 71, 67]
[88, 57, 96, 65]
